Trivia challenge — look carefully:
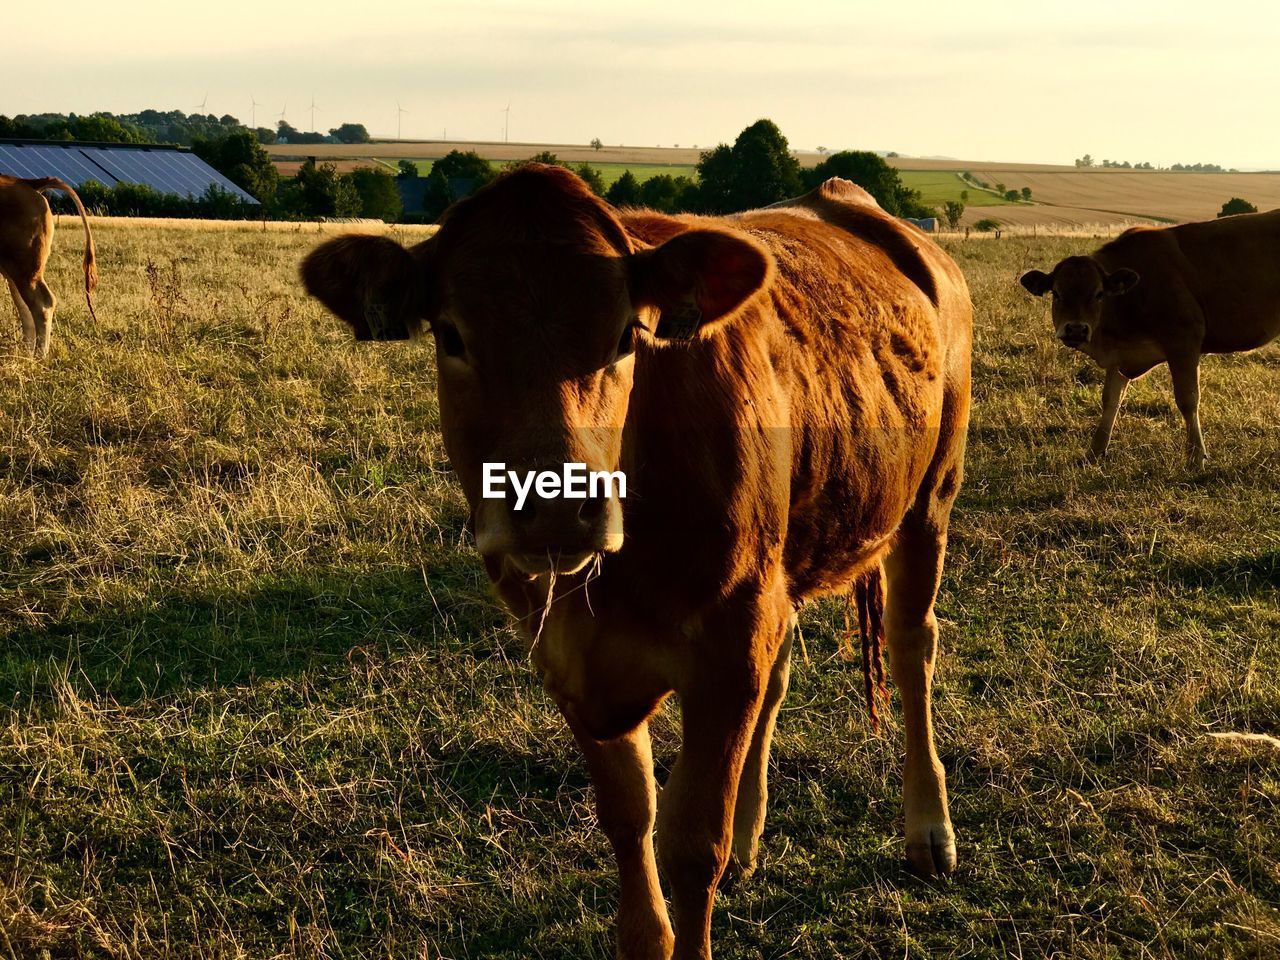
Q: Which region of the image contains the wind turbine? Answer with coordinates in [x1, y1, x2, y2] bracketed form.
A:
[397, 100, 408, 140]
[250, 95, 260, 129]
[502, 100, 511, 143]
[309, 95, 321, 133]
[193, 92, 209, 115]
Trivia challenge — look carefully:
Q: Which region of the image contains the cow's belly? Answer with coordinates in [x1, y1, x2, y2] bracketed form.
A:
[1202, 313, 1280, 354]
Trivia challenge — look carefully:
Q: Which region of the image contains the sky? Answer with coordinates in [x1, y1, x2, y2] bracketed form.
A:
[5, 0, 1280, 167]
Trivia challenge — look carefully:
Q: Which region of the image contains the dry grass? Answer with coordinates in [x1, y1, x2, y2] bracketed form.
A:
[0, 223, 1278, 958]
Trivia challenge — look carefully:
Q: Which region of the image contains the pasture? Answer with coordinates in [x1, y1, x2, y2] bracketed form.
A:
[1, 220, 1278, 959]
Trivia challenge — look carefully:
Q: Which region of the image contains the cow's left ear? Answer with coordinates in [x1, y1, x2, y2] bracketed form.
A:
[1104, 267, 1139, 296]
[628, 229, 773, 340]
[301, 235, 430, 341]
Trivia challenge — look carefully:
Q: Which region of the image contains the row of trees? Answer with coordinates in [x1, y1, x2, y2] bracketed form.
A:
[1075, 154, 1234, 172]
[0, 111, 371, 148]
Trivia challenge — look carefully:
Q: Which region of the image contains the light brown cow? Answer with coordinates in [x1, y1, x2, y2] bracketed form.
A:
[0, 175, 97, 357]
[1020, 210, 1280, 468]
[302, 165, 972, 959]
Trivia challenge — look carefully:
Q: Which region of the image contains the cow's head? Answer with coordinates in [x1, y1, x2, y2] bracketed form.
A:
[302, 164, 772, 576]
[1019, 256, 1139, 348]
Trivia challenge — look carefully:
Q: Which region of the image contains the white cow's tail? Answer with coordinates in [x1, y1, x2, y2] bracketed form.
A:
[22, 177, 98, 322]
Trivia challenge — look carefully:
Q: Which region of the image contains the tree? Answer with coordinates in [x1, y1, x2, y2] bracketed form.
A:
[590, 138, 603, 151]
[191, 132, 279, 203]
[694, 119, 802, 213]
[637, 174, 698, 213]
[277, 160, 360, 218]
[1075, 154, 1094, 168]
[1021, 186, 1032, 201]
[329, 123, 371, 144]
[816, 146, 828, 155]
[350, 168, 402, 220]
[1218, 197, 1257, 217]
[942, 200, 965, 229]
[960, 189, 969, 202]
[606, 171, 642, 207]
[422, 150, 496, 220]
[995, 182, 1006, 194]
[1003, 190, 1019, 202]
[277, 120, 301, 143]
[397, 159, 420, 179]
[254, 127, 277, 145]
[573, 163, 607, 196]
[974, 217, 1000, 232]
[800, 150, 931, 217]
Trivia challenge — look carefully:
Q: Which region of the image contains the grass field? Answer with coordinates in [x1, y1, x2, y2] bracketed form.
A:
[899, 171, 1014, 207]
[2, 221, 1278, 958]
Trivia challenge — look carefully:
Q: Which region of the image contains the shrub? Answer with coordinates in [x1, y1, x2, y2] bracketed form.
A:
[974, 217, 1001, 232]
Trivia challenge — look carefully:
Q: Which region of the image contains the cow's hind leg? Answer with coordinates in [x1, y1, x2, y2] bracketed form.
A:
[884, 510, 957, 877]
[728, 620, 794, 880]
[565, 715, 673, 960]
[6, 277, 37, 354]
[1168, 353, 1207, 469]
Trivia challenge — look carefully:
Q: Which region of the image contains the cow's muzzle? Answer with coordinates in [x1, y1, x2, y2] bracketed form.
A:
[1059, 323, 1090, 348]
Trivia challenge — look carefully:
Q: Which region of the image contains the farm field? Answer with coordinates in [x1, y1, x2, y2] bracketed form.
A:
[1, 222, 1278, 958]
[268, 140, 1280, 227]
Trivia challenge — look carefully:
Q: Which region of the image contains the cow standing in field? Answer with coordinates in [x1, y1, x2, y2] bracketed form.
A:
[0, 175, 97, 358]
[1020, 211, 1280, 468]
[303, 165, 972, 960]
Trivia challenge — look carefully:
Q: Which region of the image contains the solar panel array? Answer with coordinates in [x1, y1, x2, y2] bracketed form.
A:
[0, 142, 259, 205]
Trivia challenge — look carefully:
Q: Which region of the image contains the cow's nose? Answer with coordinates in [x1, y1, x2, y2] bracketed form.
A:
[508, 489, 610, 551]
[1061, 323, 1089, 344]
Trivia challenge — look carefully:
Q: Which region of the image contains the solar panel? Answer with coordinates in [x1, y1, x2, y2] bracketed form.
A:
[0, 143, 114, 188]
[0, 142, 259, 205]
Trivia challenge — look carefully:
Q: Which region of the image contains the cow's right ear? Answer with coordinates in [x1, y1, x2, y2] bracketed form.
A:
[1019, 269, 1054, 297]
[301, 235, 429, 340]
[628, 229, 774, 340]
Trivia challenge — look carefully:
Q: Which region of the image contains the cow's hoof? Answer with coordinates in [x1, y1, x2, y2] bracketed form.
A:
[906, 825, 957, 878]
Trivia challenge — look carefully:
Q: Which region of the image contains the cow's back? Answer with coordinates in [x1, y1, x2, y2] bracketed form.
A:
[1099, 210, 1280, 353]
[739, 181, 972, 600]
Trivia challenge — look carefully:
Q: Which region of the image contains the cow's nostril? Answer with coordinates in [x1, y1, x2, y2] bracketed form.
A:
[578, 493, 606, 523]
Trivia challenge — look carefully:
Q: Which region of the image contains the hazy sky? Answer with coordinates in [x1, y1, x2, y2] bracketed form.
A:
[6, 0, 1280, 167]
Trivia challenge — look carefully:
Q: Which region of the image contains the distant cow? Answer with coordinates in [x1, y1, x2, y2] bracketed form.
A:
[1020, 211, 1280, 467]
[0, 175, 97, 357]
[303, 166, 972, 958]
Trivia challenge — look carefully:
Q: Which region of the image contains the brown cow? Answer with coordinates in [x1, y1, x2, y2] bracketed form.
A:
[0, 175, 98, 358]
[302, 166, 972, 959]
[1020, 211, 1280, 468]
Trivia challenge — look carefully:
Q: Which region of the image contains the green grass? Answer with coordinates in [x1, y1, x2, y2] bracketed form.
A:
[1, 225, 1278, 958]
[901, 170, 1016, 207]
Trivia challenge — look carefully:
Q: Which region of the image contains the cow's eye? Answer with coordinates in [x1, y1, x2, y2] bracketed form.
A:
[435, 323, 466, 359]
[615, 323, 636, 360]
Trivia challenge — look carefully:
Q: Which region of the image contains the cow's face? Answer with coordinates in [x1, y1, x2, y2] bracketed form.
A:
[1020, 256, 1139, 348]
[302, 165, 770, 576]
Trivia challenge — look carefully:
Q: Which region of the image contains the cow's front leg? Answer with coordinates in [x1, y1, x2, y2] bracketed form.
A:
[658, 616, 776, 959]
[565, 714, 673, 960]
[1087, 366, 1129, 462]
[1168, 353, 1207, 469]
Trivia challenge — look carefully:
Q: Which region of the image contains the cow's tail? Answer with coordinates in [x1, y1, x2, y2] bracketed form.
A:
[844, 565, 889, 730]
[24, 177, 98, 321]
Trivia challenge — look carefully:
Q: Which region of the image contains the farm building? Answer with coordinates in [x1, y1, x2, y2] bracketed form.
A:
[0, 139, 258, 205]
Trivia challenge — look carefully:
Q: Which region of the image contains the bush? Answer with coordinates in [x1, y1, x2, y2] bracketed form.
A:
[54, 179, 254, 219]
[191, 132, 278, 204]
[974, 218, 1001, 232]
[350, 168, 403, 221]
[942, 200, 965, 230]
[1218, 197, 1257, 218]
